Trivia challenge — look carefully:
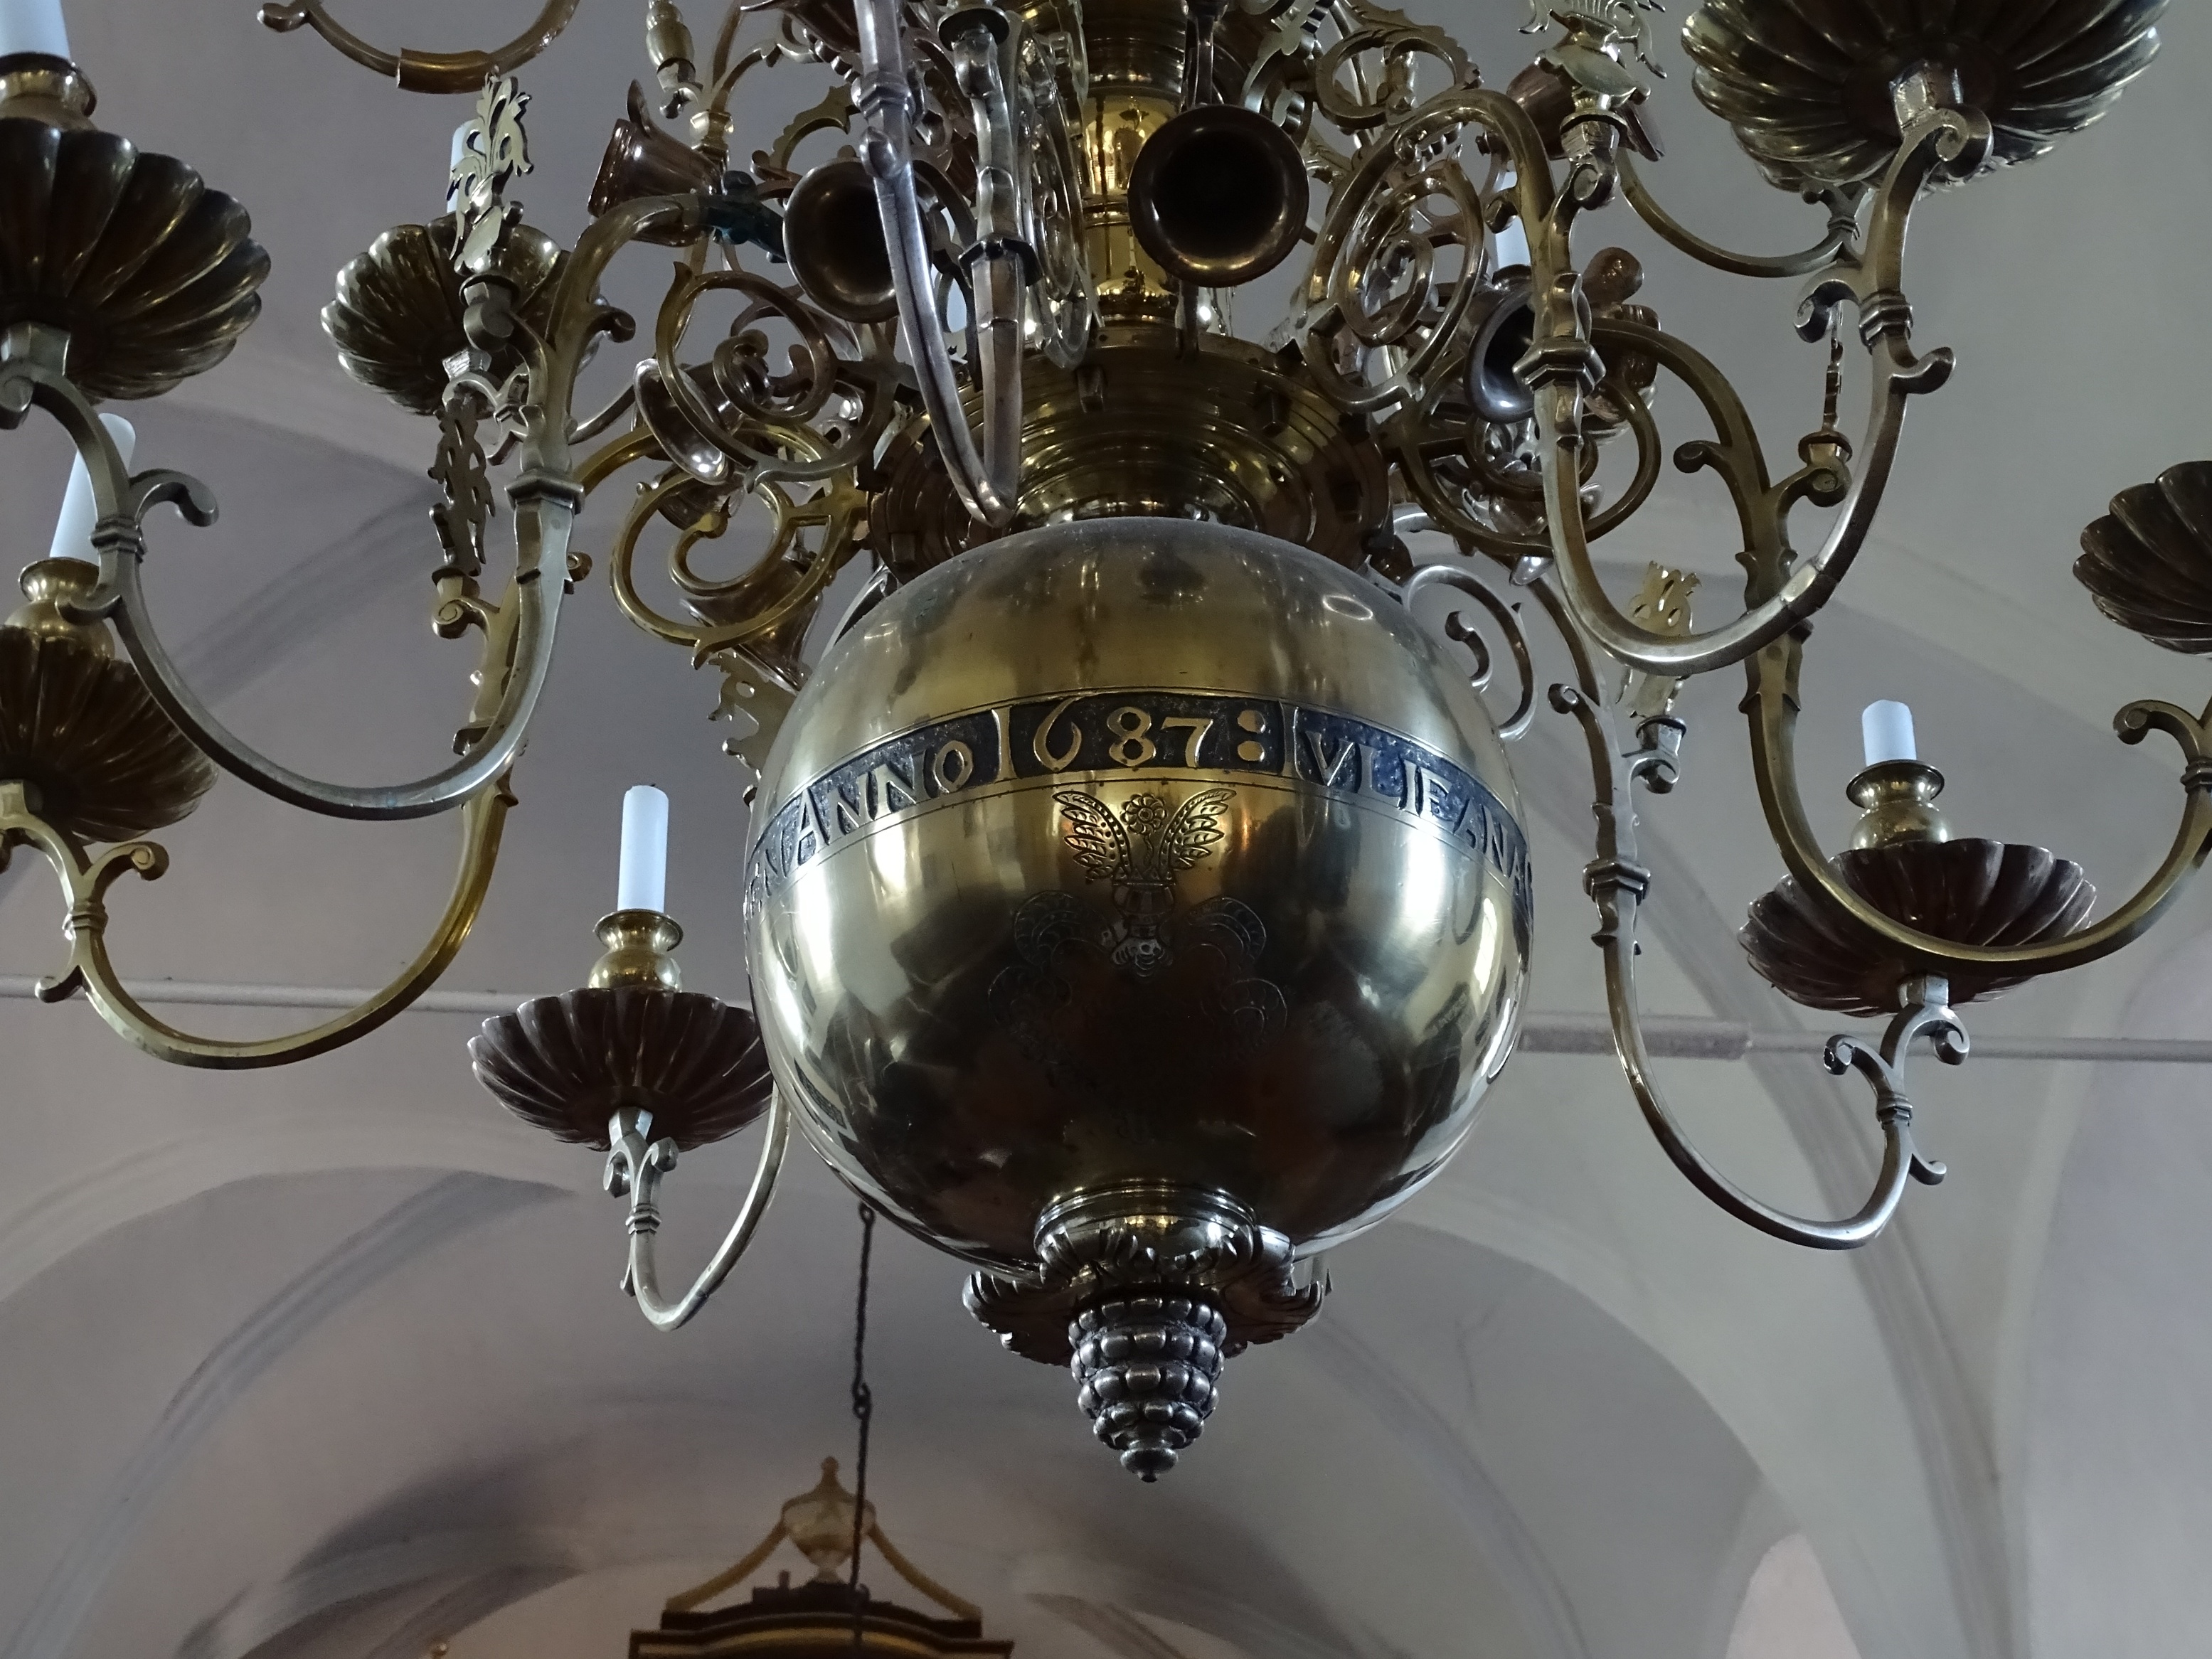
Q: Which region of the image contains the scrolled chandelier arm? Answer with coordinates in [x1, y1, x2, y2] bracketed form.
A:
[608, 1095, 790, 1331]
[854, 0, 1028, 527]
[1612, 153, 1861, 283]
[0, 777, 513, 1068]
[1548, 668, 1950, 1253]
[1523, 98, 1987, 679]
[256, 0, 586, 95]
[1744, 639, 2212, 981]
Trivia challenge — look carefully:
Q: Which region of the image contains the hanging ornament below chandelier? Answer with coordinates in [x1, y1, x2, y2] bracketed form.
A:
[635, 1459, 1012, 1659]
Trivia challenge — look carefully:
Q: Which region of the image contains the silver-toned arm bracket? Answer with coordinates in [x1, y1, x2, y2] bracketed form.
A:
[605, 1095, 790, 1331]
[854, 0, 1025, 528]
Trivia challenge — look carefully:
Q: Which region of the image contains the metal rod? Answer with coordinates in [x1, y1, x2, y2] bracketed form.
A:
[1, 978, 2203, 1064]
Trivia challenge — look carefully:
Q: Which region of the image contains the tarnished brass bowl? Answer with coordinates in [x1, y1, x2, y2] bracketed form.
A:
[745, 519, 1529, 1469]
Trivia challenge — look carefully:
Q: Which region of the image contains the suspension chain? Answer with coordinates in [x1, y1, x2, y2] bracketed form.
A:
[848, 1200, 877, 1654]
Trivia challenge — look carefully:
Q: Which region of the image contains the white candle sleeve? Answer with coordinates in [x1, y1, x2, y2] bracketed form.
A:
[617, 785, 671, 914]
[0, 0, 70, 59]
[446, 121, 471, 210]
[1861, 700, 1918, 767]
[1492, 215, 1531, 273]
[46, 414, 137, 565]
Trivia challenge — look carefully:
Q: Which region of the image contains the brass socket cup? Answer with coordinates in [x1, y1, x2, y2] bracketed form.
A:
[1464, 274, 1537, 426]
[588, 82, 722, 247]
[782, 159, 899, 324]
[1846, 759, 1949, 850]
[589, 909, 684, 991]
[1127, 105, 1309, 288]
[0, 52, 95, 128]
[7, 559, 111, 655]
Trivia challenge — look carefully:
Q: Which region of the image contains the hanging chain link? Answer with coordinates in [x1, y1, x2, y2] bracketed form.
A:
[847, 1200, 877, 1655]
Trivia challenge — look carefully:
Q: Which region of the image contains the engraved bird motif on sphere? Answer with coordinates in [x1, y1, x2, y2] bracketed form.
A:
[1056, 786, 1233, 976]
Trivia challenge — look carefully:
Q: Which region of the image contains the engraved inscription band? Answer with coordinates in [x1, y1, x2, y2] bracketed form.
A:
[747, 688, 1531, 922]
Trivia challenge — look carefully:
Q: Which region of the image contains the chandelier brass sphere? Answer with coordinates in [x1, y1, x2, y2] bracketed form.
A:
[745, 518, 1529, 1473]
[1, 0, 2207, 1481]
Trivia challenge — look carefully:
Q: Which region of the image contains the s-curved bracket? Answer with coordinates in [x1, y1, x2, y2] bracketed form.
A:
[258, 0, 583, 93]
[605, 1096, 789, 1330]
[1553, 674, 1952, 1249]
[1, 777, 513, 1068]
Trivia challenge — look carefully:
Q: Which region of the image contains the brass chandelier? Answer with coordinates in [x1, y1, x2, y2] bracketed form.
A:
[1, 0, 2203, 1478]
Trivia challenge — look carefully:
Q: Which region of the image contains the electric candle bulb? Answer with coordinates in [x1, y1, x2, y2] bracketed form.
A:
[1861, 700, 1917, 768]
[46, 414, 136, 565]
[617, 784, 670, 914]
[0, 0, 70, 60]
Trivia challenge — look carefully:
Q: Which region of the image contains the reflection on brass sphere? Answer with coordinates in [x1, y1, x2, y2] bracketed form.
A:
[744, 518, 1531, 1278]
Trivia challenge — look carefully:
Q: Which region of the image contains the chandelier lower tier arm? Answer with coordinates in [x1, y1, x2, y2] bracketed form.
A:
[1, 777, 513, 1069]
[1527, 106, 1988, 680]
[609, 1094, 789, 1331]
[1745, 638, 2212, 979]
[1612, 154, 1861, 282]
[1553, 672, 1951, 1252]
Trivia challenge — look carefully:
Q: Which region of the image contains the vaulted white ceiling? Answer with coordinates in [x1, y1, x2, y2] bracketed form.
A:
[4, 4, 2211, 1659]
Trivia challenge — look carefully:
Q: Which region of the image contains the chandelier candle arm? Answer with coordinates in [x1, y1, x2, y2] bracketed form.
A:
[3, 779, 513, 1068]
[611, 1093, 789, 1331]
[1614, 154, 1860, 282]
[1528, 105, 1986, 679]
[1551, 671, 1948, 1251]
[853, 0, 1023, 528]
[7, 195, 692, 821]
[1745, 640, 2212, 980]
[0, 0, 67, 58]
[46, 414, 133, 565]
[618, 785, 671, 914]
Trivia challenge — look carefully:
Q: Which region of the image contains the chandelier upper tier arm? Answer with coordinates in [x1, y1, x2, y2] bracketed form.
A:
[6, 197, 696, 823]
[1746, 638, 2212, 980]
[1615, 154, 1861, 282]
[854, 0, 1026, 529]
[1527, 107, 1987, 681]
[257, 0, 583, 93]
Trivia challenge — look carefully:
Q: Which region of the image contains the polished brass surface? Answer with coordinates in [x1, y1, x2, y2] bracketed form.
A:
[1743, 841, 2097, 1019]
[324, 215, 568, 415]
[871, 326, 1391, 573]
[781, 159, 900, 324]
[0, 119, 267, 399]
[1128, 104, 1309, 287]
[2077, 459, 2212, 654]
[0, 53, 94, 128]
[745, 518, 1529, 1276]
[1684, 0, 2168, 188]
[1846, 759, 1950, 851]
[0, 565, 218, 843]
[590, 82, 723, 245]
[589, 907, 687, 991]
